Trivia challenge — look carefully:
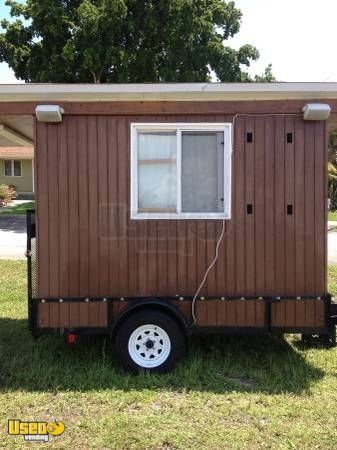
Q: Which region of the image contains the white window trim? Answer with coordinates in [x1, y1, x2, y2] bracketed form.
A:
[130, 123, 232, 220]
[4, 159, 22, 177]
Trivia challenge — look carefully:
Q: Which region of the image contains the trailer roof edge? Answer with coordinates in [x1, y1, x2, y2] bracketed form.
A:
[2, 82, 337, 102]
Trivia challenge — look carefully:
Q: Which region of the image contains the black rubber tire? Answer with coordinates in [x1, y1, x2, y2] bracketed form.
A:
[114, 309, 186, 373]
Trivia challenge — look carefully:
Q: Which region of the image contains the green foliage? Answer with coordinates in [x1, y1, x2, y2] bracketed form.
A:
[0, 0, 274, 83]
[254, 63, 276, 82]
[329, 178, 337, 210]
[328, 210, 337, 221]
[329, 129, 337, 166]
[0, 200, 35, 214]
[0, 184, 16, 205]
[328, 131, 337, 209]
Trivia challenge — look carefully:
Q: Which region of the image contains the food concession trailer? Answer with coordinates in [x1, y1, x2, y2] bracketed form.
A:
[1, 82, 337, 373]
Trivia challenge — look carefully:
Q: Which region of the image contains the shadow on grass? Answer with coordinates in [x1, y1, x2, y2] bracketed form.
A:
[292, 338, 333, 351]
[0, 318, 324, 395]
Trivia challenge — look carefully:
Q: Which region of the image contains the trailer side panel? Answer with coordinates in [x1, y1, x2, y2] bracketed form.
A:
[34, 109, 327, 329]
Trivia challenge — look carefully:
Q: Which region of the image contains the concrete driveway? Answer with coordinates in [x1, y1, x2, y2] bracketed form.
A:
[328, 229, 337, 265]
[0, 216, 26, 259]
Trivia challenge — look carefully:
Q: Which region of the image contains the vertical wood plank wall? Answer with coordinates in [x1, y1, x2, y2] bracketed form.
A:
[35, 112, 327, 328]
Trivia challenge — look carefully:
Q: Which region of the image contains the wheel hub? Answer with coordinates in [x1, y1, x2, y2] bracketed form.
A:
[145, 339, 154, 349]
[128, 324, 171, 368]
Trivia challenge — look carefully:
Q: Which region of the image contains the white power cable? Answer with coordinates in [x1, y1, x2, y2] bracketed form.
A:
[190, 218, 226, 325]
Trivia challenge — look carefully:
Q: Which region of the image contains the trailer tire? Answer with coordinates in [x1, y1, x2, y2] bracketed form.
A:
[114, 309, 186, 373]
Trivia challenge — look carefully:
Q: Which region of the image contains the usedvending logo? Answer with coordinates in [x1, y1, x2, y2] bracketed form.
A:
[8, 419, 65, 442]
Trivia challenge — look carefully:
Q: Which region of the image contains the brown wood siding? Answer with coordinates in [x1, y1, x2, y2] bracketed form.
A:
[4, 99, 337, 116]
[37, 302, 108, 328]
[193, 300, 265, 327]
[35, 111, 327, 328]
[271, 299, 325, 328]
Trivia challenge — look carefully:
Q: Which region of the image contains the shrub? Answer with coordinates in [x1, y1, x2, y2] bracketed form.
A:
[8, 184, 17, 199]
[0, 184, 16, 206]
[328, 163, 337, 210]
[330, 181, 337, 211]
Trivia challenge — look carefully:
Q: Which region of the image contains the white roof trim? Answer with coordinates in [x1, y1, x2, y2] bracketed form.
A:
[1, 82, 337, 102]
[0, 124, 33, 146]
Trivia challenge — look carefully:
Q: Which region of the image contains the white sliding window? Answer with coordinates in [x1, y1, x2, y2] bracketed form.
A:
[131, 123, 232, 220]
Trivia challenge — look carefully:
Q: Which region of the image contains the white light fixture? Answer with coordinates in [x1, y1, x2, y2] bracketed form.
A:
[302, 103, 331, 121]
[35, 105, 64, 123]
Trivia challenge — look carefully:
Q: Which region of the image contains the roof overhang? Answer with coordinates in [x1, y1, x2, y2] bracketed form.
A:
[2, 82, 337, 102]
[0, 146, 33, 159]
[0, 124, 33, 146]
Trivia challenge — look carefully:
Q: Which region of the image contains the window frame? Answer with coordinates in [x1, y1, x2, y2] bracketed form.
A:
[130, 123, 232, 220]
[4, 159, 22, 177]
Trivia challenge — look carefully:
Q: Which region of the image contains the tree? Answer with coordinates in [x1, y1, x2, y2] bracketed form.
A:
[0, 0, 274, 83]
[254, 64, 276, 83]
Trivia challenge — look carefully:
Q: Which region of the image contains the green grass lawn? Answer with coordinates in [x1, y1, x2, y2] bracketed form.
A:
[328, 210, 337, 221]
[2, 261, 337, 448]
[0, 201, 35, 216]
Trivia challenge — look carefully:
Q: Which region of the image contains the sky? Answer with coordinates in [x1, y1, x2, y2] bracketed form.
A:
[229, 0, 337, 82]
[0, 0, 336, 83]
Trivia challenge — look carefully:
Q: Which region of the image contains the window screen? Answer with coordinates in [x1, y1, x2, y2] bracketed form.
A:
[181, 131, 224, 213]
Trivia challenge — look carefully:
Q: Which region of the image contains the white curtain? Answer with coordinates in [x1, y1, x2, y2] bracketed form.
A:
[138, 163, 176, 209]
[138, 132, 176, 160]
[138, 132, 177, 210]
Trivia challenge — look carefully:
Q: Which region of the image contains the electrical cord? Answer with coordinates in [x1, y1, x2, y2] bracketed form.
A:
[190, 218, 226, 325]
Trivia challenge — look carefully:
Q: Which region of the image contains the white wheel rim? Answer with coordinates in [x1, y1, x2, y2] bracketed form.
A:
[128, 324, 171, 368]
